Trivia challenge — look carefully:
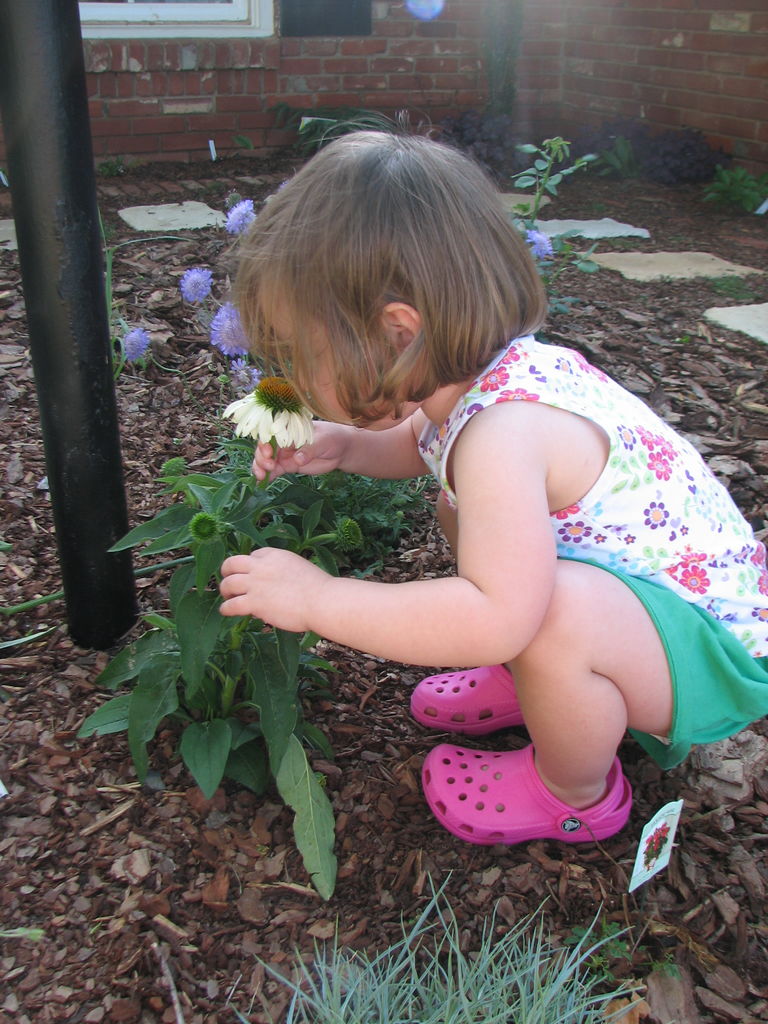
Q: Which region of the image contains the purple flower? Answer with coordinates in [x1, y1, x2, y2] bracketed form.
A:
[526, 228, 554, 260]
[225, 199, 256, 235]
[123, 327, 150, 362]
[180, 266, 213, 303]
[558, 520, 592, 544]
[210, 303, 249, 357]
[229, 356, 262, 392]
[644, 501, 669, 530]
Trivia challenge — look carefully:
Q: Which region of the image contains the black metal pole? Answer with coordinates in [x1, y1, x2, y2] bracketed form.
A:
[0, 0, 137, 648]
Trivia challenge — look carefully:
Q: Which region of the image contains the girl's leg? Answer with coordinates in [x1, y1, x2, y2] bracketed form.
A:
[510, 559, 673, 810]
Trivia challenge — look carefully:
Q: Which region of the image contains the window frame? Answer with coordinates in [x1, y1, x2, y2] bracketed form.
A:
[79, 1, 273, 39]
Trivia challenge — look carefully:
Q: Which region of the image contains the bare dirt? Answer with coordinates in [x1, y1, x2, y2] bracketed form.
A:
[1, 153, 768, 1024]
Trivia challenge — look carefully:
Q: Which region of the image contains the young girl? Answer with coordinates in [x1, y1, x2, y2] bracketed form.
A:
[219, 131, 768, 847]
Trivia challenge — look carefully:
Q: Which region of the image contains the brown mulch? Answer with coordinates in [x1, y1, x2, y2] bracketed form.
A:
[1, 153, 768, 1024]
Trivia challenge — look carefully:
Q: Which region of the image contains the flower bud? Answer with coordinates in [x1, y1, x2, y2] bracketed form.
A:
[189, 512, 222, 543]
[335, 517, 363, 553]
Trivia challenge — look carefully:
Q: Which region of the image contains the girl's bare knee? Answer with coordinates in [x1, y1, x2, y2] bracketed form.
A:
[511, 559, 672, 735]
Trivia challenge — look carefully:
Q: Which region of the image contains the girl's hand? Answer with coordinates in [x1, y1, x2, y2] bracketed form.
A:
[252, 420, 353, 482]
[219, 549, 328, 632]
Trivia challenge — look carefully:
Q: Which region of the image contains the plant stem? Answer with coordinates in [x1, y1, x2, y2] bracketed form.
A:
[258, 438, 279, 490]
[228, 615, 252, 650]
[220, 672, 238, 718]
[301, 532, 336, 550]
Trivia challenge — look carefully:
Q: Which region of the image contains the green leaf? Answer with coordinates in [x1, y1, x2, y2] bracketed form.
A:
[207, 476, 241, 516]
[299, 720, 335, 759]
[180, 719, 232, 798]
[311, 546, 338, 576]
[511, 174, 536, 188]
[142, 613, 176, 631]
[275, 628, 301, 683]
[258, 521, 301, 546]
[140, 522, 194, 556]
[225, 737, 269, 794]
[186, 481, 219, 514]
[164, 472, 222, 493]
[183, 669, 221, 714]
[95, 629, 179, 691]
[0, 626, 56, 650]
[127, 656, 180, 781]
[279, 481, 326, 509]
[225, 488, 275, 526]
[176, 590, 225, 692]
[248, 632, 300, 770]
[576, 258, 599, 273]
[109, 504, 194, 552]
[275, 735, 337, 899]
[78, 693, 132, 738]
[228, 719, 263, 749]
[194, 536, 227, 592]
[169, 562, 196, 616]
[301, 499, 326, 539]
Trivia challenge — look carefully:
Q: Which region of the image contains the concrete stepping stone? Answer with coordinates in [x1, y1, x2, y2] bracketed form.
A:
[118, 200, 225, 231]
[536, 217, 650, 240]
[704, 302, 768, 344]
[0, 218, 17, 251]
[591, 250, 764, 282]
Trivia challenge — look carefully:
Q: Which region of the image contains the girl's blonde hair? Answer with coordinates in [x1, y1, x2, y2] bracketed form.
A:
[234, 131, 547, 422]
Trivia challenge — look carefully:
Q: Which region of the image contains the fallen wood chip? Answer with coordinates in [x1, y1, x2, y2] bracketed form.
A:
[81, 798, 136, 836]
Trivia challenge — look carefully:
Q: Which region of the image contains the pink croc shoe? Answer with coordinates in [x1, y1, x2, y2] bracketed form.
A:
[422, 744, 632, 846]
[410, 664, 523, 735]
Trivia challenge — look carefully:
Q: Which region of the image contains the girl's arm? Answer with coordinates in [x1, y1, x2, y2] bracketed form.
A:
[252, 410, 429, 482]
[339, 410, 429, 478]
[222, 402, 559, 667]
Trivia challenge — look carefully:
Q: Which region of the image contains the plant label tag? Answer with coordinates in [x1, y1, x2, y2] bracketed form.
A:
[628, 799, 683, 893]
[0, 776, 7, 798]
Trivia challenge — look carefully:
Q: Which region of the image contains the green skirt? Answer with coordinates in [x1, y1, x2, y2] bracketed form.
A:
[568, 558, 768, 769]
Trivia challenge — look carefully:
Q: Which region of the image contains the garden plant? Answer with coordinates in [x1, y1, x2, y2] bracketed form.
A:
[257, 882, 636, 1024]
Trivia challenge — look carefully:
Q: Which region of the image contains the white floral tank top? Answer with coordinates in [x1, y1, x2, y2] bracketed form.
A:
[418, 336, 768, 656]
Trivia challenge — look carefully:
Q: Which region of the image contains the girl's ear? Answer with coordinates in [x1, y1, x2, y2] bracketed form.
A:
[381, 302, 422, 352]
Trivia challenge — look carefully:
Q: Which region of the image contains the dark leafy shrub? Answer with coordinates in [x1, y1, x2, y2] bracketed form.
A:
[642, 127, 729, 185]
[224, 441, 430, 571]
[571, 119, 730, 185]
[316, 471, 430, 571]
[440, 110, 529, 177]
[570, 118, 652, 166]
[593, 135, 642, 179]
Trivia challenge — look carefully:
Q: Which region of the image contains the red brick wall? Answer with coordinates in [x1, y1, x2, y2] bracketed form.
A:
[1, 2, 765, 172]
[516, 0, 768, 172]
[0, 2, 488, 166]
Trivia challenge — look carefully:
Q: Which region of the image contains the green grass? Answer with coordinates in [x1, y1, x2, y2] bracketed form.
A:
[709, 275, 759, 302]
[258, 883, 635, 1023]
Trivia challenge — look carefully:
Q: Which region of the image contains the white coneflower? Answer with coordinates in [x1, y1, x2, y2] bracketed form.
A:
[222, 376, 314, 449]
